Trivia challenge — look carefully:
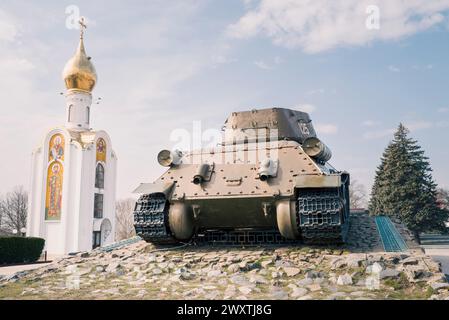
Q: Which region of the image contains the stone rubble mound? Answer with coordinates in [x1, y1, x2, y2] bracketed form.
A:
[1, 240, 448, 300]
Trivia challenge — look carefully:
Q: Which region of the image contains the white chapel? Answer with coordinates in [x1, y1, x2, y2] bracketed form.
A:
[27, 22, 117, 255]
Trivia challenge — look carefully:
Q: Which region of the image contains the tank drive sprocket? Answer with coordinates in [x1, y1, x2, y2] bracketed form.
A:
[133, 193, 177, 244]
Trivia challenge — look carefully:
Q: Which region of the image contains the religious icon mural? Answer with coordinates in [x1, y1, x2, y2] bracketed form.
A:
[49, 134, 65, 161]
[96, 138, 107, 163]
[45, 161, 64, 220]
[45, 134, 65, 221]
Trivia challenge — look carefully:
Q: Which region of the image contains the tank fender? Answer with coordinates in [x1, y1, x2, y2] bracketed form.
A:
[168, 202, 195, 241]
[295, 175, 341, 188]
[276, 200, 300, 240]
[132, 182, 175, 197]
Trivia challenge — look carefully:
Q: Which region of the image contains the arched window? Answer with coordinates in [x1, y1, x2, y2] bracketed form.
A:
[68, 105, 73, 122]
[86, 106, 90, 124]
[95, 163, 105, 189]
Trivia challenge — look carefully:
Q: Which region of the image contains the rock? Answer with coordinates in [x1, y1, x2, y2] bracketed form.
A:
[238, 261, 248, 271]
[366, 262, 383, 274]
[231, 256, 242, 263]
[270, 289, 288, 300]
[152, 268, 163, 275]
[404, 265, 431, 282]
[275, 260, 293, 268]
[271, 271, 282, 279]
[327, 292, 348, 300]
[297, 295, 313, 300]
[283, 267, 300, 277]
[79, 252, 89, 258]
[350, 291, 366, 296]
[307, 283, 322, 292]
[337, 274, 353, 286]
[249, 275, 268, 285]
[328, 276, 338, 285]
[261, 260, 273, 268]
[259, 269, 268, 276]
[304, 271, 324, 279]
[346, 255, 366, 268]
[105, 262, 120, 273]
[230, 275, 252, 286]
[228, 264, 240, 273]
[290, 288, 308, 298]
[379, 268, 400, 279]
[96, 266, 105, 273]
[207, 270, 223, 277]
[204, 290, 220, 300]
[297, 278, 314, 286]
[401, 257, 419, 266]
[331, 258, 346, 269]
[180, 271, 196, 280]
[238, 286, 252, 295]
[430, 282, 449, 290]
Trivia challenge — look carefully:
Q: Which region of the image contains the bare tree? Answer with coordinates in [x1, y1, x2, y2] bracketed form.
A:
[0, 186, 28, 235]
[115, 198, 136, 241]
[437, 188, 449, 210]
[349, 180, 368, 209]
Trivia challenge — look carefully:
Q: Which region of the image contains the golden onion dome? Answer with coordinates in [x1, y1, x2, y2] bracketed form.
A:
[62, 33, 97, 92]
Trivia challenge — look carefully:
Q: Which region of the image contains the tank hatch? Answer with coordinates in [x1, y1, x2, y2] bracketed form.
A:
[223, 107, 316, 144]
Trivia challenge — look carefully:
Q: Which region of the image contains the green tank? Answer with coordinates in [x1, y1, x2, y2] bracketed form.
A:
[133, 107, 350, 245]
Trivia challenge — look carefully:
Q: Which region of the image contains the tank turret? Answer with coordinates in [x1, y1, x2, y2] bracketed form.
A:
[222, 108, 317, 144]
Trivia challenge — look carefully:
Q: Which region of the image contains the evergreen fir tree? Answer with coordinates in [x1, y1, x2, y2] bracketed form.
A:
[369, 124, 448, 238]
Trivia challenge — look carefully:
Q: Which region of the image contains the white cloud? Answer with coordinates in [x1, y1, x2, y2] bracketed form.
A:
[315, 123, 338, 134]
[438, 107, 449, 113]
[404, 120, 433, 131]
[296, 104, 316, 113]
[254, 60, 272, 70]
[0, 10, 18, 42]
[362, 120, 381, 127]
[363, 120, 438, 139]
[228, 0, 449, 53]
[388, 65, 401, 72]
[274, 56, 282, 64]
[307, 88, 325, 95]
[436, 121, 449, 127]
[363, 128, 395, 139]
[412, 64, 434, 70]
[253, 56, 283, 70]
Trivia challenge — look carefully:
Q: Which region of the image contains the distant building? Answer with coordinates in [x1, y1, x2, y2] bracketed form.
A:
[27, 22, 117, 255]
[350, 208, 368, 215]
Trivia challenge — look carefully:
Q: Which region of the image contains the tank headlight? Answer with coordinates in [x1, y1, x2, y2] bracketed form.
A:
[302, 137, 332, 163]
[193, 163, 210, 185]
[258, 158, 278, 181]
[157, 149, 183, 167]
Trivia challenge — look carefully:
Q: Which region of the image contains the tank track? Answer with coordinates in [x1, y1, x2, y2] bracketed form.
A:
[133, 193, 177, 244]
[297, 188, 349, 244]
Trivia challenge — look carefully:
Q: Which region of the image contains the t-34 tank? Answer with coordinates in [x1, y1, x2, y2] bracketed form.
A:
[133, 108, 350, 245]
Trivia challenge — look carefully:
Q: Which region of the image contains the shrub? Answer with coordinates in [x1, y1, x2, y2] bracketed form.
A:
[0, 237, 45, 265]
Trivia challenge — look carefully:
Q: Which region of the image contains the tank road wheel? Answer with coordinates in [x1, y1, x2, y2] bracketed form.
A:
[168, 203, 195, 242]
[276, 200, 300, 240]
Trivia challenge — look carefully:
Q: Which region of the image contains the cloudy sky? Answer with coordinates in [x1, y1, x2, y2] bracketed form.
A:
[1, 0, 449, 200]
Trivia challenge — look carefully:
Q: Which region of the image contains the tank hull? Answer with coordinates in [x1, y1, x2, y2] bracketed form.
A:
[133, 108, 350, 245]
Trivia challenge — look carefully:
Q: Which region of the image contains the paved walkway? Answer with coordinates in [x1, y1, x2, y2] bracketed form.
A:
[0, 263, 52, 277]
[424, 248, 449, 275]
